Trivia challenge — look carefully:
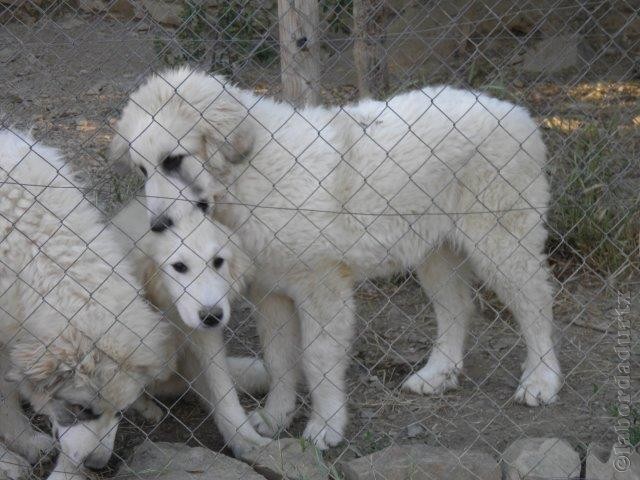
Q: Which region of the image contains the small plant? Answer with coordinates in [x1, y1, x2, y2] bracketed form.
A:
[322, 0, 353, 34]
[547, 122, 640, 274]
[156, 1, 278, 74]
[609, 404, 640, 447]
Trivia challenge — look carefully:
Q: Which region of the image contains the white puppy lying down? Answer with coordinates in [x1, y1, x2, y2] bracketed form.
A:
[0, 127, 174, 479]
[111, 196, 272, 455]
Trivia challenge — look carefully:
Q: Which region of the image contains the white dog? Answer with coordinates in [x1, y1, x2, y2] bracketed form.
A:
[111, 196, 272, 455]
[0, 127, 176, 479]
[111, 67, 562, 449]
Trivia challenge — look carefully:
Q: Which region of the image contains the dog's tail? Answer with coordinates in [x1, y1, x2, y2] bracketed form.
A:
[227, 356, 271, 395]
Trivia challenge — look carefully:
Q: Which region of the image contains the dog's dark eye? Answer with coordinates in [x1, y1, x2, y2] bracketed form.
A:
[196, 200, 209, 212]
[67, 403, 100, 421]
[172, 262, 188, 273]
[161, 154, 184, 173]
[212, 257, 224, 269]
[138, 165, 148, 177]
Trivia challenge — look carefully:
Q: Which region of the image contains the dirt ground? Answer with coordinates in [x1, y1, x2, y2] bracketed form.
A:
[1, 12, 639, 477]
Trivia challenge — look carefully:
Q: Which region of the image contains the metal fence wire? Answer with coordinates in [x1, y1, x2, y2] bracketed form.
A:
[1, 1, 639, 479]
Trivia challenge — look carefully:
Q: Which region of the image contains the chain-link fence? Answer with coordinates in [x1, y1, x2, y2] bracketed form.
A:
[1, 1, 639, 479]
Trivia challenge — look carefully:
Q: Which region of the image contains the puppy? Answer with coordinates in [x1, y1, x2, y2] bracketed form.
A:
[0, 127, 174, 479]
[111, 67, 562, 449]
[111, 195, 272, 455]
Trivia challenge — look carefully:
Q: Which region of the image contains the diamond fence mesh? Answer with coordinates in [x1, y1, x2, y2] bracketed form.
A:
[1, 0, 639, 479]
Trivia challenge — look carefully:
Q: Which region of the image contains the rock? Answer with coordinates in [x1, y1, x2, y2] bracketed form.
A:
[239, 438, 330, 480]
[117, 441, 266, 480]
[0, 444, 29, 480]
[522, 35, 594, 73]
[108, 0, 136, 19]
[78, 0, 108, 13]
[142, 0, 182, 28]
[404, 423, 425, 439]
[585, 443, 640, 480]
[339, 444, 500, 480]
[502, 438, 580, 480]
[0, 47, 14, 63]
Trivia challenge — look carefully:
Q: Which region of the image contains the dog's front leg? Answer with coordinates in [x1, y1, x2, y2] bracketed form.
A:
[0, 354, 55, 464]
[44, 454, 86, 480]
[292, 266, 355, 450]
[247, 286, 301, 437]
[189, 330, 271, 456]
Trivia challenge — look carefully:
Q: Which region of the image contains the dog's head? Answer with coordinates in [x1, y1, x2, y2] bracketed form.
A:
[142, 209, 250, 330]
[109, 67, 255, 228]
[6, 308, 172, 470]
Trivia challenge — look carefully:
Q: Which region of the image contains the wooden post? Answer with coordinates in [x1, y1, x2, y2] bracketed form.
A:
[278, 0, 321, 106]
[353, 0, 390, 99]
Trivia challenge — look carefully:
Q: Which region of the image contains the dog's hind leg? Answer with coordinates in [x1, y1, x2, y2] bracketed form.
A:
[0, 354, 54, 464]
[188, 330, 271, 456]
[248, 288, 300, 437]
[460, 220, 561, 406]
[294, 265, 355, 450]
[402, 245, 476, 395]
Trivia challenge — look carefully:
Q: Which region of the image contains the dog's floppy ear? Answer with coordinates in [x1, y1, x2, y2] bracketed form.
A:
[108, 129, 133, 175]
[6, 339, 73, 391]
[200, 97, 255, 165]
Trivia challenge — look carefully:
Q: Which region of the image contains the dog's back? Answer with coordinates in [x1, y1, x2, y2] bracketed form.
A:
[0, 127, 169, 371]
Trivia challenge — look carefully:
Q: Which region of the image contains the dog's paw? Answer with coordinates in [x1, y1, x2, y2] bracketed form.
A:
[515, 364, 562, 406]
[249, 407, 295, 437]
[0, 446, 30, 480]
[44, 467, 86, 480]
[401, 366, 459, 395]
[12, 431, 55, 464]
[302, 417, 344, 451]
[230, 434, 272, 457]
[137, 399, 164, 423]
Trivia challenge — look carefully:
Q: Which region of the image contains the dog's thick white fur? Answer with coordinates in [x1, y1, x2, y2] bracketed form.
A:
[111, 197, 272, 454]
[0, 128, 176, 479]
[111, 67, 562, 449]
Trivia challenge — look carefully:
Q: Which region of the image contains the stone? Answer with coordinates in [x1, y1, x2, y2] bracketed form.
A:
[78, 0, 108, 13]
[142, 0, 182, 28]
[502, 437, 580, 480]
[0, 444, 29, 480]
[117, 441, 266, 480]
[239, 438, 330, 480]
[522, 35, 594, 73]
[339, 444, 500, 480]
[108, 0, 136, 19]
[585, 443, 640, 480]
[404, 423, 425, 439]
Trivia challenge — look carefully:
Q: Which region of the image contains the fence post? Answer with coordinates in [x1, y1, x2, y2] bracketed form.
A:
[278, 0, 321, 106]
[353, 0, 390, 99]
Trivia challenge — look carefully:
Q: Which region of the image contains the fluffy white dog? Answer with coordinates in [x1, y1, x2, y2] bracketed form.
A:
[111, 196, 272, 454]
[111, 67, 562, 449]
[0, 127, 175, 479]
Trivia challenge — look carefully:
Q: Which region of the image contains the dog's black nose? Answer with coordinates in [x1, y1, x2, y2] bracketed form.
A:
[199, 306, 224, 327]
[150, 215, 173, 233]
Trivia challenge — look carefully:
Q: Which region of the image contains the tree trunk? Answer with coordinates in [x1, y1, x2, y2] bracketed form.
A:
[353, 0, 390, 99]
[278, 0, 321, 106]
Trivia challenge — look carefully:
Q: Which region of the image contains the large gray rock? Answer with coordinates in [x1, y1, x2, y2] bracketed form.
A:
[0, 444, 29, 480]
[339, 444, 500, 480]
[142, 0, 182, 27]
[239, 438, 329, 480]
[117, 441, 266, 480]
[586, 443, 640, 480]
[522, 35, 593, 73]
[502, 438, 580, 480]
